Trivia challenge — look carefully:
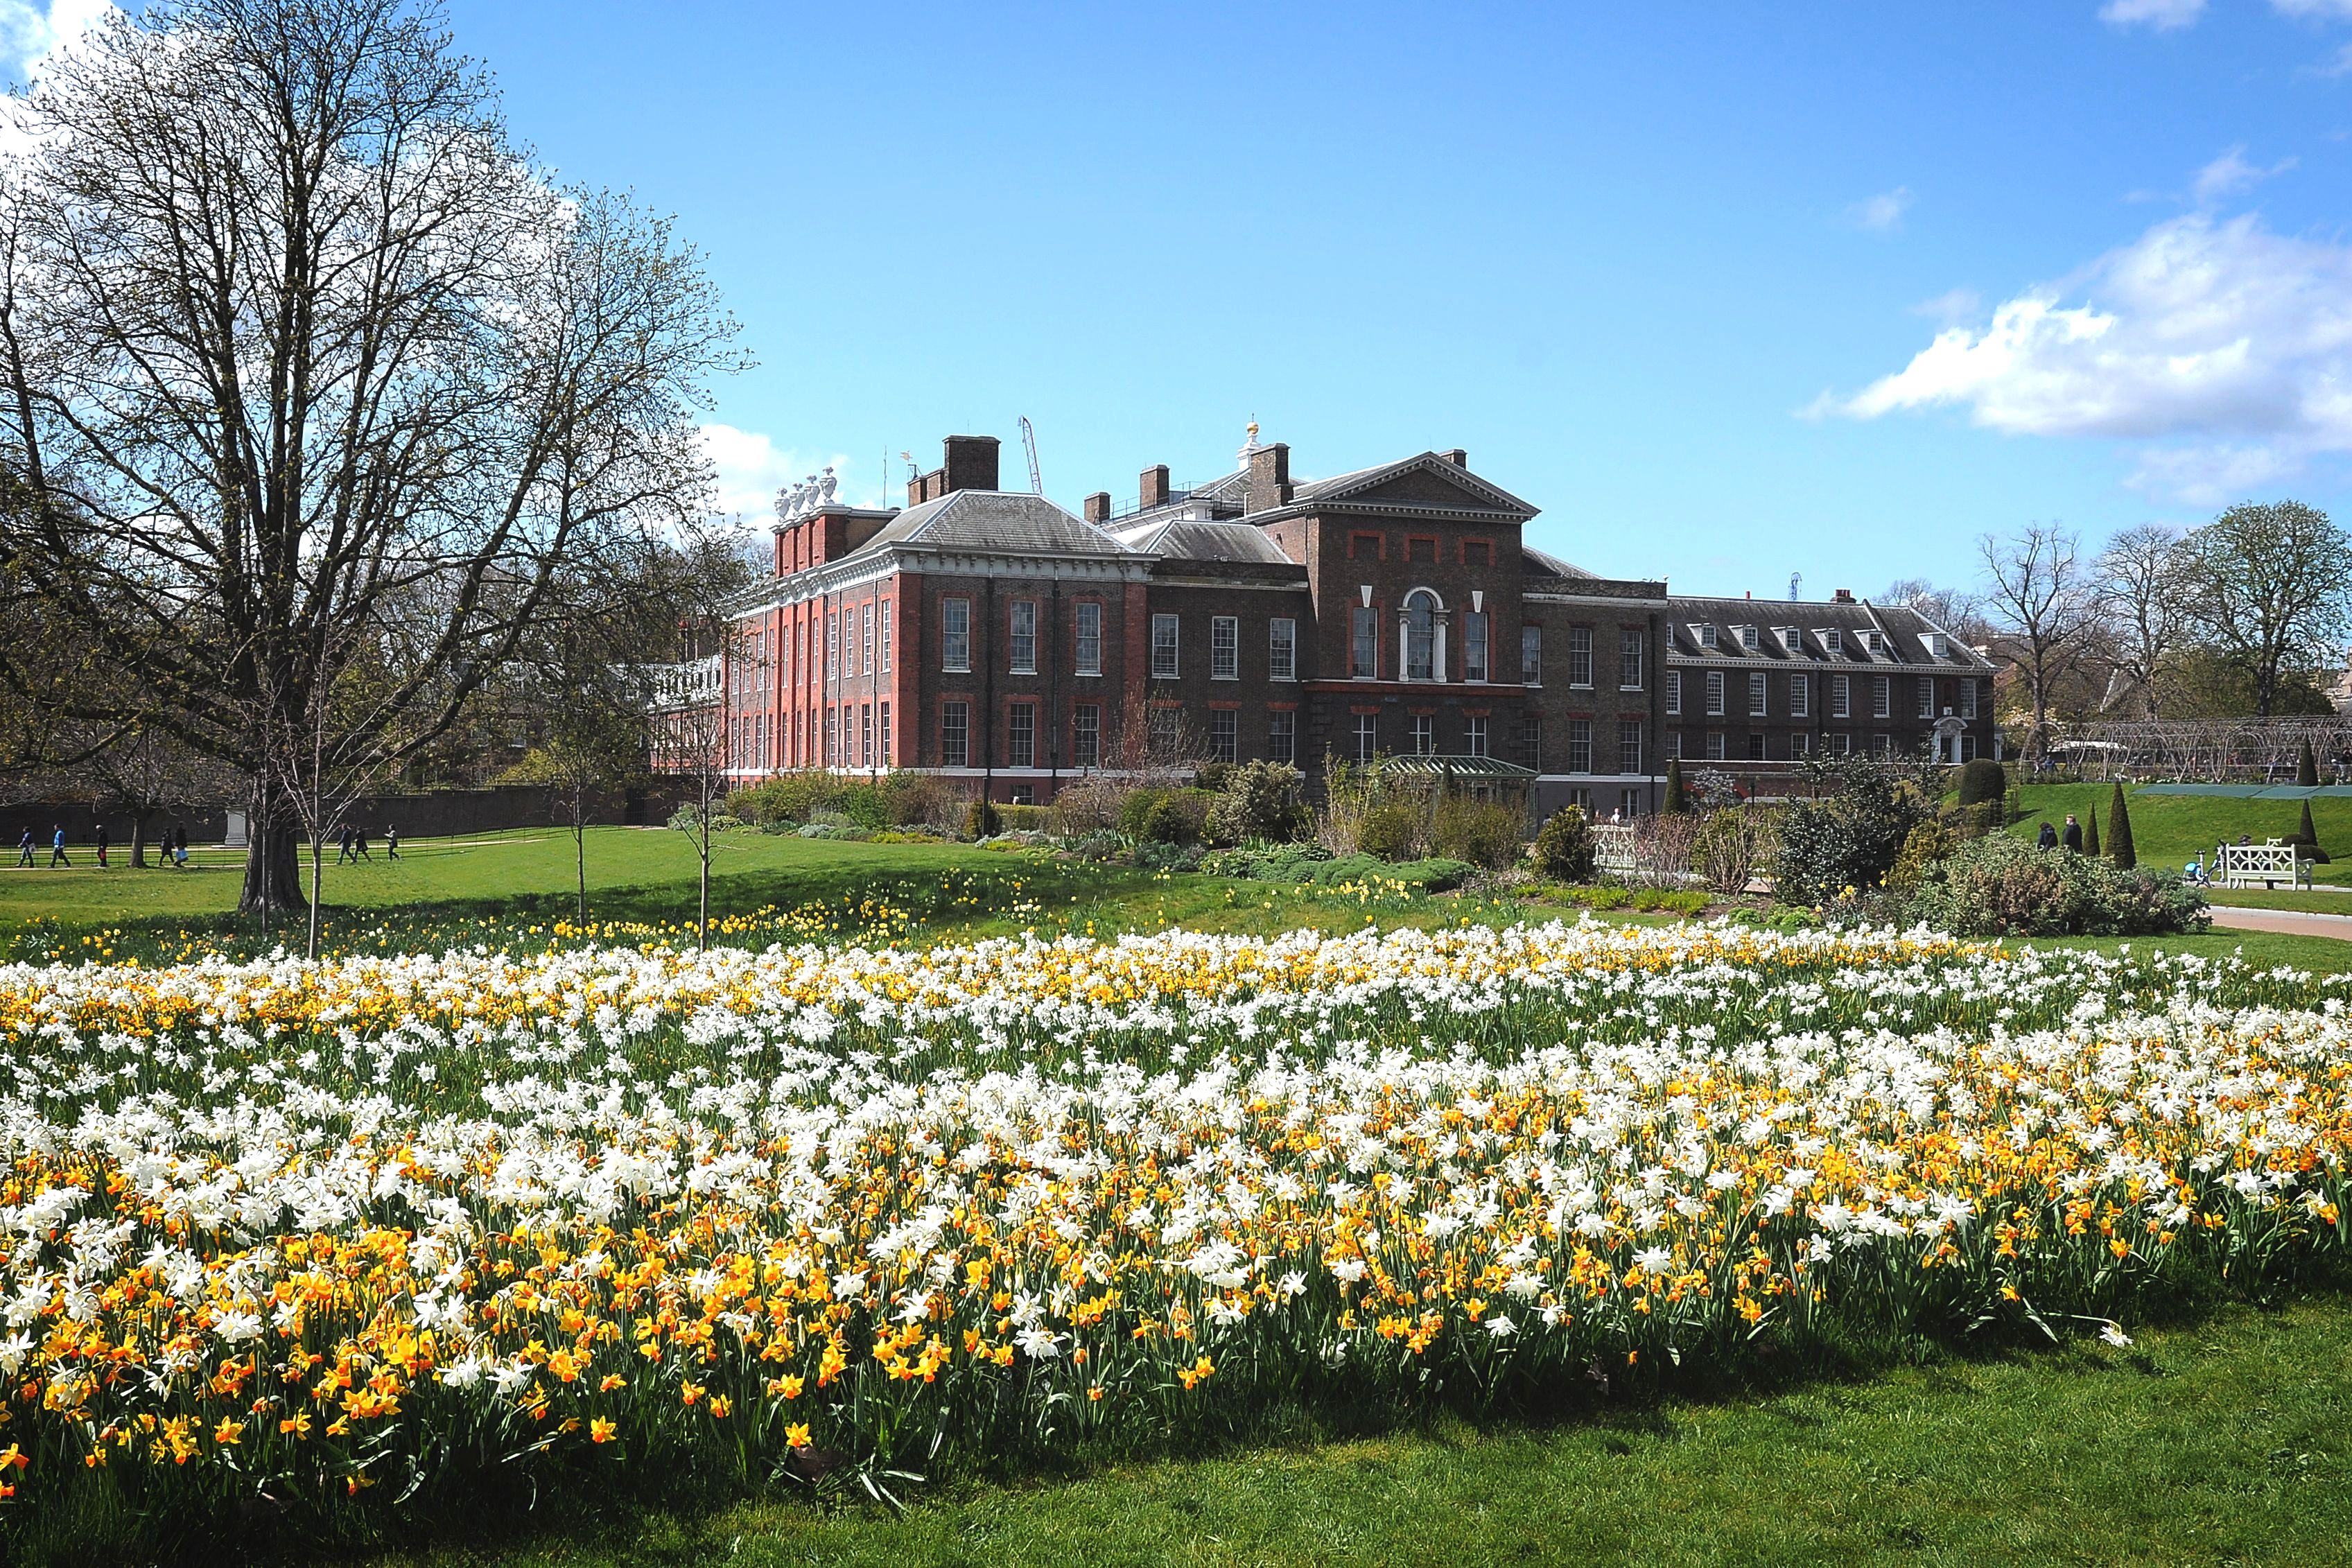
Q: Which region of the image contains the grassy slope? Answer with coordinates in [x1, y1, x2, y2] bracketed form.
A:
[390, 1296, 2352, 1568]
[2005, 783, 2352, 882]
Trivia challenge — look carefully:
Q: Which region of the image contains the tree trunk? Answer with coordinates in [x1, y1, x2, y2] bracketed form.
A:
[306, 835, 325, 960]
[130, 810, 149, 869]
[238, 778, 308, 918]
[575, 817, 587, 923]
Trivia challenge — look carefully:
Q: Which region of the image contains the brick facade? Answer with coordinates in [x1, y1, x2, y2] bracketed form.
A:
[694, 434, 1998, 810]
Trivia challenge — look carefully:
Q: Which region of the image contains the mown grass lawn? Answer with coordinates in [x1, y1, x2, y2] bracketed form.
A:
[383, 1295, 2352, 1568]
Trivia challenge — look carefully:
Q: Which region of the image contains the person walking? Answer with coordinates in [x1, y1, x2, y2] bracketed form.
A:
[2061, 814, 2083, 852]
[14, 827, 31, 867]
[352, 826, 372, 862]
[93, 822, 108, 869]
[2036, 821, 2059, 851]
[334, 825, 353, 864]
[47, 826, 68, 866]
[384, 825, 400, 862]
[171, 826, 189, 869]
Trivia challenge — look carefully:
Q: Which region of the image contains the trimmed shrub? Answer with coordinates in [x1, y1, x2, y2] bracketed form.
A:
[2107, 782, 2136, 869]
[1533, 805, 1597, 882]
[1906, 833, 2208, 937]
[1660, 756, 1689, 815]
[2292, 799, 2331, 864]
[885, 771, 969, 833]
[2300, 738, 2321, 787]
[2083, 807, 2100, 857]
[1206, 761, 1309, 846]
[963, 799, 1001, 840]
[1430, 796, 1524, 870]
[1888, 816, 1960, 896]
[1956, 757, 2007, 808]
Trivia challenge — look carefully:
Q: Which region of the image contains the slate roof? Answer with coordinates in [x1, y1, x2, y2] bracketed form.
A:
[1110, 518, 1298, 565]
[1522, 547, 1597, 581]
[843, 490, 1137, 560]
[1662, 597, 1993, 669]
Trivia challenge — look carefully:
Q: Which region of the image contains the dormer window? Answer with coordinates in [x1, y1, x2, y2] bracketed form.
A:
[1779, 626, 1804, 654]
[1860, 629, 1885, 656]
[1820, 628, 1843, 656]
[1697, 623, 1718, 650]
[1924, 631, 1948, 658]
[1737, 625, 1759, 650]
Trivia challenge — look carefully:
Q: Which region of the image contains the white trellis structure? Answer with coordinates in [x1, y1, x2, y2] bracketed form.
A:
[2059, 717, 2352, 783]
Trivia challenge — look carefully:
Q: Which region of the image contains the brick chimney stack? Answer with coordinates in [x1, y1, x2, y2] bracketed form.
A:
[1139, 465, 1171, 509]
[907, 435, 1003, 505]
[1833, 588, 1855, 604]
[1248, 442, 1291, 512]
[1083, 491, 1113, 523]
[1440, 448, 1467, 467]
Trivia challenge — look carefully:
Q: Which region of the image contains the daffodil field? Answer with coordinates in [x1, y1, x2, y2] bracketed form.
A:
[6, 919, 2352, 1552]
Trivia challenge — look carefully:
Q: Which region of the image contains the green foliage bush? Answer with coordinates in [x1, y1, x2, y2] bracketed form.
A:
[1205, 761, 1309, 846]
[2107, 782, 2136, 870]
[1533, 806, 1597, 882]
[1357, 801, 1423, 862]
[1775, 753, 1939, 907]
[1956, 758, 2007, 808]
[1199, 843, 1334, 882]
[1905, 833, 2209, 937]
[963, 799, 1001, 840]
[1120, 787, 1212, 846]
[1537, 883, 1709, 914]
[1429, 796, 1524, 869]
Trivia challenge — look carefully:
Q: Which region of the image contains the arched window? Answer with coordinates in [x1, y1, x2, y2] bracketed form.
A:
[1404, 590, 1438, 681]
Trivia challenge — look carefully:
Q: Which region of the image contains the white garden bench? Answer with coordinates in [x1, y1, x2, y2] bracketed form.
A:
[2216, 840, 2312, 891]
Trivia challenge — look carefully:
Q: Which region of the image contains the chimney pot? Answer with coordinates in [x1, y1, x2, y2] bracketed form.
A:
[1833, 588, 1855, 603]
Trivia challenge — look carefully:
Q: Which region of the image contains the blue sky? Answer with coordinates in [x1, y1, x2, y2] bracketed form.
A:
[8, 1, 2352, 596]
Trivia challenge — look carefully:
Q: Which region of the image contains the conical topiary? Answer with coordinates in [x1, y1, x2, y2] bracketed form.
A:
[2084, 806, 2100, 857]
[2107, 781, 2136, 869]
[2299, 738, 2320, 788]
[1662, 755, 1688, 815]
[2295, 798, 2331, 864]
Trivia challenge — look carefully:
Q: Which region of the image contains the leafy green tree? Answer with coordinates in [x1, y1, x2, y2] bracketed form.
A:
[2170, 501, 2352, 718]
[1661, 756, 1688, 815]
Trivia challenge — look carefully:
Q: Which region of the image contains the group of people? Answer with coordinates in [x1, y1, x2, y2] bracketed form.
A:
[14, 823, 193, 868]
[333, 824, 400, 862]
[2033, 815, 2088, 852]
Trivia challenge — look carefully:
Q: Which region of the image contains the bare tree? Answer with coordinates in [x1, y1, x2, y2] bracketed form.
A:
[2170, 501, 2352, 719]
[0, 0, 741, 916]
[652, 638, 736, 954]
[2095, 523, 2186, 722]
[1978, 525, 2098, 762]
[1879, 578, 1988, 645]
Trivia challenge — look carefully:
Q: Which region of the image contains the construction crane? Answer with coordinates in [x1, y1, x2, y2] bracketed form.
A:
[1018, 417, 1043, 494]
[1788, 571, 1803, 601]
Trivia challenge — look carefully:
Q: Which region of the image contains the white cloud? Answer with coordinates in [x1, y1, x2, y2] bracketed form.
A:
[1845, 186, 1913, 234]
[1829, 210, 2352, 504]
[2191, 145, 2296, 206]
[0, 0, 108, 80]
[1911, 287, 1983, 324]
[2100, 0, 2206, 30]
[698, 424, 867, 521]
[2272, 0, 2352, 19]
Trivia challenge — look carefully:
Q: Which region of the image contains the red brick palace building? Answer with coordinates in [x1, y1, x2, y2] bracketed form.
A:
[687, 432, 1996, 812]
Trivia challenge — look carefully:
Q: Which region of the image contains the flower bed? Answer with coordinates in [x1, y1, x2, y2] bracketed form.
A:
[4, 922, 2350, 1549]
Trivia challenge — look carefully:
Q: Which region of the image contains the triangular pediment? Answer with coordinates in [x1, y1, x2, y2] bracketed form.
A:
[1293, 453, 1535, 519]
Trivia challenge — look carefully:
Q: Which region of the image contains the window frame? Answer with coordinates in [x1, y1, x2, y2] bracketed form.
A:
[1352, 605, 1379, 679]
[1009, 600, 1038, 675]
[1007, 701, 1036, 767]
[1705, 670, 1726, 717]
[1269, 617, 1297, 681]
[1522, 623, 1542, 686]
[1073, 703, 1101, 769]
[941, 598, 971, 673]
[1151, 613, 1181, 679]
[1464, 611, 1490, 683]
[1567, 718, 1594, 773]
[1210, 708, 1239, 763]
[1074, 601, 1103, 677]
[1269, 708, 1296, 763]
[1618, 626, 1642, 690]
[1210, 615, 1239, 681]
[940, 702, 970, 767]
